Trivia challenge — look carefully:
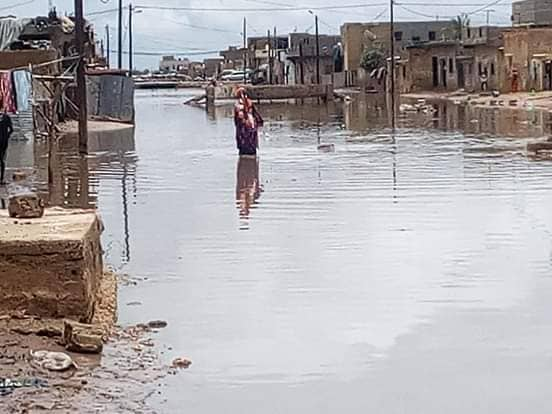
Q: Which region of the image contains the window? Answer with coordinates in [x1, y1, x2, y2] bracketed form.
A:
[479, 27, 483, 37]
[394, 31, 403, 41]
[491, 63, 495, 76]
[403, 65, 406, 78]
[412, 36, 421, 42]
[467, 28, 471, 38]
[449, 58, 454, 73]
[429, 31, 436, 41]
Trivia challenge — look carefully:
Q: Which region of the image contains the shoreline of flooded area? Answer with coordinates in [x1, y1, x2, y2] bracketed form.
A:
[3, 89, 552, 412]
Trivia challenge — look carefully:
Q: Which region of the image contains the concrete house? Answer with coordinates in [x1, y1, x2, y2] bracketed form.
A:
[341, 21, 455, 86]
[512, 0, 552, 26]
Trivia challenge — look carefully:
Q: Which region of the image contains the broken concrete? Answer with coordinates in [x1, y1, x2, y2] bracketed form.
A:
[63, 320, 104, 354]
[0, 208, 104, 322]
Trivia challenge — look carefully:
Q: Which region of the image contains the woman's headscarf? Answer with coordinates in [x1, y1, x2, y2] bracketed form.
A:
[235, 87, 256, 128]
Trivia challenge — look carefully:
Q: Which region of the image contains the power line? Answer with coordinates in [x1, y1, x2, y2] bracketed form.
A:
[134, 3, 388, 12]
[112, 49, 221, 56]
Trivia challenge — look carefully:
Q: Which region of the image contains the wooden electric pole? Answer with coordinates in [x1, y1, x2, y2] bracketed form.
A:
[390, 0, 396, 130]
[129, 4, 133, 74]
[315, 14, 320, 84]
[105, 24, 110, 67]
[118, 0, 123, 69]
[75, 0, 88, 154]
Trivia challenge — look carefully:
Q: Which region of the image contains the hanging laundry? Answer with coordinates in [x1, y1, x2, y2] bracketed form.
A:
[0, 71, 16, 113]
[12, 70, 31, 112]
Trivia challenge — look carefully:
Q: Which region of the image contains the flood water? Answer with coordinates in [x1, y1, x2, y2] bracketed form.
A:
[10, 90, 552, 412]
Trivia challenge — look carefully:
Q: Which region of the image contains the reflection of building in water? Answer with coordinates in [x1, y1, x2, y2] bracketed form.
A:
[34, 126, 137, 263]
[236, 156, 261, 224]
[344, 95, 388, 132]
[413, 100, 548, 138]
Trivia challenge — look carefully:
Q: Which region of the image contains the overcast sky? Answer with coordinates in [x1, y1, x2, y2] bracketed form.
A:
[9, 0, 514, 69]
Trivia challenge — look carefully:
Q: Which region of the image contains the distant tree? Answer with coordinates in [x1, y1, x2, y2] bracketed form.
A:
[360, 47, 385, 73]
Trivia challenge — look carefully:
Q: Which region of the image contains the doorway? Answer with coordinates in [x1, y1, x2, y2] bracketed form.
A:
[440, 58, 447, 88]
[432, 57, 439, 87]
[457, 62, 465, 89]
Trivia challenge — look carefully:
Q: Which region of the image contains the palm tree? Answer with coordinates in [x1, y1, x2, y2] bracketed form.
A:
[451, 13, 471, 41]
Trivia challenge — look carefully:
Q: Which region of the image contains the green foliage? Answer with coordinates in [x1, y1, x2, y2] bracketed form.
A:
[360, 47, 385, 73]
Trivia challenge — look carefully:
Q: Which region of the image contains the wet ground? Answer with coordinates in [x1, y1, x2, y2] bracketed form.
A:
[4, 90, 552, 412]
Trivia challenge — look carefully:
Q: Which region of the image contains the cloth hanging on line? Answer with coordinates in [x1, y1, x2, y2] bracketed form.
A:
[0, 71, 17, 113]
[12, 70, 31, 112]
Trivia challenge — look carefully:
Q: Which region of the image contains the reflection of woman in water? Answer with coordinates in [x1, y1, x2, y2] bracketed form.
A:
[236, 156, 261, 218]
[234, 87, 263, 156]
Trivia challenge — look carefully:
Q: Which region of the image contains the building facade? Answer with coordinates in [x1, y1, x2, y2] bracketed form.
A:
[512, 0, 552, 26]
[341, 21, 456, 85]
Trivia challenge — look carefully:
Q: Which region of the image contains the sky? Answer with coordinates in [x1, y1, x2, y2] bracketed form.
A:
[7, 0, 514, 69]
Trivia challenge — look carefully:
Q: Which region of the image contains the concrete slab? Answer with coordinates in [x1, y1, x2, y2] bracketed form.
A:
[0, 208, 104, 322]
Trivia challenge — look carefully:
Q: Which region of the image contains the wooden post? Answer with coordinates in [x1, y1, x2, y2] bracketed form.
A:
[129, 3, 133, 74]
[105, 24, 110, 67]
[267, 30, 272, 84]
[315, 15, 320, 85]
[118, 0, 123, 69]
[75, 0, 88, 154]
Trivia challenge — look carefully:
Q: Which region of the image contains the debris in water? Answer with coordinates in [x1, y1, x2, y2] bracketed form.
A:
[147, 320, 168, 329]
[172, 357, 192, 369]
[29, 350, 77, 372]
[318, 144, 335, 153]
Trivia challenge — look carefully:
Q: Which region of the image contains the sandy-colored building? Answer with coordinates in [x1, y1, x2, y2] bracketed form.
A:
[502, 27, 552, 92]
[341, 21, 455, 85]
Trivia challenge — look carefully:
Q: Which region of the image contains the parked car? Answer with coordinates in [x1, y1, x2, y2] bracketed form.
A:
[221, 69, 252, 82]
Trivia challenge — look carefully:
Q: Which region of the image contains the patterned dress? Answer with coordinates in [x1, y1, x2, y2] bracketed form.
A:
[234, 99, 263, 156]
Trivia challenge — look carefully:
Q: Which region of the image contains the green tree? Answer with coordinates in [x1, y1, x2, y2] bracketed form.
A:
[360, 47, 385, 73]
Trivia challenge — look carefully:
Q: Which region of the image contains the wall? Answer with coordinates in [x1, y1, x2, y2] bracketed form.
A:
[0, 49, 58, 73]
[503, 27, 552, 92]
[341, 21, 455, 74]
[87, 74, 135, 123]
[407, 43, 459, 92]
[512, 0, 552, 26]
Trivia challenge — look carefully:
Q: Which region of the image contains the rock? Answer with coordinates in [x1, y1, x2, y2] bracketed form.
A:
[147, 320, 168, 329]
[29, 350, 77, 371]
[172, 357, 192, 369]
[63, 320, 104, 354]
[8, 192, 45, 219]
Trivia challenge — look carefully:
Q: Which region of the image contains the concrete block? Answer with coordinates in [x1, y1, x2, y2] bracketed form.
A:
[0, 208, 104, 322]
[8, 191, 45, 219]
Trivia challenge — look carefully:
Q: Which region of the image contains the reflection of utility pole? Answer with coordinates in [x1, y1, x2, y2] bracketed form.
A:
[75, 0, 88, 154]
[389, 0, 396, 131]
[121, 155, 130, 263]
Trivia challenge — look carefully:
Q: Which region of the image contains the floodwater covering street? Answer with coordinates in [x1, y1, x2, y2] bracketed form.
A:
[17, 90, 552, 412]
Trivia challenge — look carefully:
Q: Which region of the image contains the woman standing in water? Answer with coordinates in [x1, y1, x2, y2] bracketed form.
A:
[234, 87, 263, 156]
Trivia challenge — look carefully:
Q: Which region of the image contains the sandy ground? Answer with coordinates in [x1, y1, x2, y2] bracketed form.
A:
[0, 272, 183, 413]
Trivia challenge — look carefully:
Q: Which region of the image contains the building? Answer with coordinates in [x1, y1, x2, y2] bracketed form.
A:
[512, 0, 552, 26]
[502, 26, 552, 92]
[247, 35, 289, 70]
[220, 46, 247, 70]
[203, 57, 224, 78]
[285, 33, 341, 85]
[401, 26, 506, 93]
[341, 21, 455, 85]
[159, 56, 190, 73]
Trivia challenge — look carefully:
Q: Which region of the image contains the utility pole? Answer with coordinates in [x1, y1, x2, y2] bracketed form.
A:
[274, 26, 277, 83]
[267, 30, 272, 84]
[390, 0, 396, 131]
[315, 14, 320, 84]
[129, 3, 133, 74]
[105, 24, 110, 67]
[75, 0, 88, 153]
[118, 0, 123, 69]
[243, 17, 247, 84]
[486, 9, 495, 25]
